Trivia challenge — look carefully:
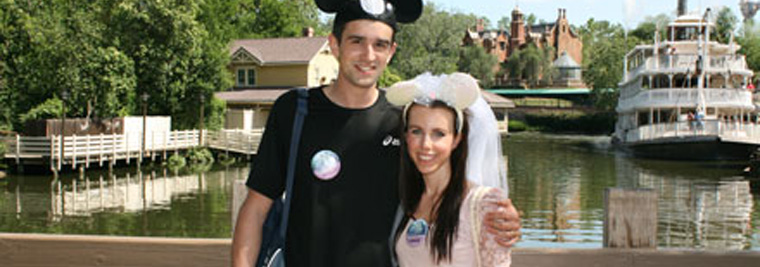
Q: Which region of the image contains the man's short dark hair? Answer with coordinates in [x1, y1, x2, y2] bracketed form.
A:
[331, 19, 397, 44]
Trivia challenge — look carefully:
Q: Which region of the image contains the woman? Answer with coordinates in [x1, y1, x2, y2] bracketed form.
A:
[387, 72, 511, 266]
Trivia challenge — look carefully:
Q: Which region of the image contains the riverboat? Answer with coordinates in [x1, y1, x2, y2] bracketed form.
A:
[613, 9, 760, 160]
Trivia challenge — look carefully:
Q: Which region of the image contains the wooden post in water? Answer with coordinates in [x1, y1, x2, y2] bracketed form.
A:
[50, 135, 55, 172]
[99, 133, 104, 167]
[86, 134, 91, 168]
[15, 134, 20, 164]
[72, 134, 77, 169]
[57, 135, 62, 171]
[111, 133, 116, 167]
[231, 180, 248, 233]
[603, 188, 658, 248]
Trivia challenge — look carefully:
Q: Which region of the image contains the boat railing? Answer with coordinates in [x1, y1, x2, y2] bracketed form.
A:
[626, 120, 760, 144]
[626, 54, 748, 82]
[617, 88, 753, 112]
[709, 55, 747, 70]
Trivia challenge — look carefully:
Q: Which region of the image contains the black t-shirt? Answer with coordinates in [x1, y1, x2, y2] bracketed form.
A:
[247, 87, 402, 267]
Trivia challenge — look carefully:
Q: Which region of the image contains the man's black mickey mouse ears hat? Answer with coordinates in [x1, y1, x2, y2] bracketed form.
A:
[316, 0, 422, 31]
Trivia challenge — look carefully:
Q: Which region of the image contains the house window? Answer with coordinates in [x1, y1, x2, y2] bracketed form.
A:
[247, 69, 256, 85]
[236, 68, 256, 86]
[237, 69, 246, 85]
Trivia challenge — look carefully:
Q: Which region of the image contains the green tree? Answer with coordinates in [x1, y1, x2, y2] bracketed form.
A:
[629, 14, 671, 43]
[738, 21, 760, 73]
[20, 98, 62, 125]
[526, 14, 537, 26]
[1, 0, 327, 134]
[504, 44, 554, 88]
[578, 19, 638, 111]
[0, 0, 135, 129]
[196, 0, 256, 43]
[497, 16, 511, 32]
[106, 0, 231, 130]
[248, 0, 324, 38]
[715, 6, 738, 44]
[391, 3, 478, 79]
[377, 67, 402, 88]
[458, 45, 498, 88]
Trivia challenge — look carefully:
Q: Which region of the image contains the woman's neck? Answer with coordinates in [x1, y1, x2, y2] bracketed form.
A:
[422, 169, 449, 200]
[414, 167, 452, 221]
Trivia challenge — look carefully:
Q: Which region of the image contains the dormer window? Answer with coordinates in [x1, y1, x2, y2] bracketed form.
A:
[237, 68, 256, 86]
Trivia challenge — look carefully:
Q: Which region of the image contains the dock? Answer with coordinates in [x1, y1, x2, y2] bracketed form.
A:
[1, 129, 263, 171]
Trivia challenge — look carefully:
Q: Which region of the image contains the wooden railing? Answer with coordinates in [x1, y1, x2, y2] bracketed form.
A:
[2, 129, 264, 170]
[625, 120, 760, 144]
[617, 88, 753, 112]
[2, 234, 759, 267]
[205, 129, 264, 155]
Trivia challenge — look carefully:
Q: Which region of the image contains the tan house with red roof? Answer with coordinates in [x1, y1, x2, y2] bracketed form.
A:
[217, 34, 338, 130]
[217, 33, 514, 134]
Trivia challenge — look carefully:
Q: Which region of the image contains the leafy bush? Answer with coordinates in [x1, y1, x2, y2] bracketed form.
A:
[508, 120, 530, 132]
[187, 147, 214, 165]
[217, 153, 236, 166]
[187, 161, 213, 173]
[20, 98, 62, 124]
[165, 153, 186, 170]
[0, 142, 6, 169]
[522, 112, 616, 134]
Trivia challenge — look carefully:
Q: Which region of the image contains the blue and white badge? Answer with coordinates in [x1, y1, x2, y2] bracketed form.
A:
[406, 218, 429, 247]
[311, 150, 341, 180]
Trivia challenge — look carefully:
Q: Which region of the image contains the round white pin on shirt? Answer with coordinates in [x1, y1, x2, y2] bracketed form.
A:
[406, 218, 429, 247]
[311, 150, 341, 180]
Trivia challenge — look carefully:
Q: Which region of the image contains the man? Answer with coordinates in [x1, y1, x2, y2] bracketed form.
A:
[232, 1, 520, 266]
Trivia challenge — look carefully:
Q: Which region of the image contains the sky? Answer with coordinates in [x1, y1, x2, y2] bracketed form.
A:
[428, 0, 744, 29]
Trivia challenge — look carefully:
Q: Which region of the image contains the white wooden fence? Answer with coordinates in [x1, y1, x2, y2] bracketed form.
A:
[1, 129, 263, 171]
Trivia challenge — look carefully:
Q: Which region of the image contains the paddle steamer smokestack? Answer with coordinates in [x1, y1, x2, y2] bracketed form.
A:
[677, 0, 687, 16]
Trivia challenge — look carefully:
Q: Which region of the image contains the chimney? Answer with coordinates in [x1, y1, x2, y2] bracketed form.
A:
[677, 0, 687, 16]
[476, 19, 485, 32]
[302, 27, 314, 37]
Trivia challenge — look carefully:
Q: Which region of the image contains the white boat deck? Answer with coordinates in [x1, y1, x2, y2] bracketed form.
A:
[625, 120, 760, 145]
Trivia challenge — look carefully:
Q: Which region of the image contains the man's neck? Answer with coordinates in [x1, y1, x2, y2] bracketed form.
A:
[323, 79, 379, 109]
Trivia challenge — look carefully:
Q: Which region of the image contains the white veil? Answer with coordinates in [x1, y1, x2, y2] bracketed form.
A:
[386, 72, 509, 196]
[466, 96, 509, 196]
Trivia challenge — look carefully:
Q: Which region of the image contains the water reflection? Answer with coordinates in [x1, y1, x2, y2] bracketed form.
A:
[50, 171, 205, 216]
[507, 133, 758, 250]
[1, 166, 249, 237]
[1, 133, 758, 249]
[628, 164, 753, 250]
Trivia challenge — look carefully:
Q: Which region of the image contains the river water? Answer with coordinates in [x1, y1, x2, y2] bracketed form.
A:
[1, 133, 758, 250]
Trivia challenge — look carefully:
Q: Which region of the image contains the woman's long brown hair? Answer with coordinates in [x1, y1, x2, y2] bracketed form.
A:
[396, 101, 469, 264]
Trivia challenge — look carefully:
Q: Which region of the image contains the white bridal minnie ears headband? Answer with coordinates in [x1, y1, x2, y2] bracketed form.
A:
[386, 72, 480, 133]
[386, 72, 509, 192]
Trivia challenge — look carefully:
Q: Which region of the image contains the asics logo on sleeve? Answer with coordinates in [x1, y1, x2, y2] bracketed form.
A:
[382, 135, 401, 147]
